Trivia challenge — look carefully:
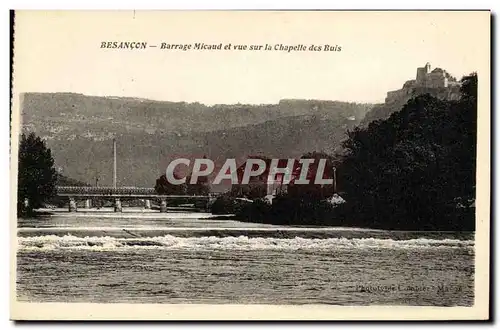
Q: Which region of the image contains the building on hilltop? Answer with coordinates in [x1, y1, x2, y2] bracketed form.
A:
[415, 62, 459, 88]
[385, 62, 461, 104]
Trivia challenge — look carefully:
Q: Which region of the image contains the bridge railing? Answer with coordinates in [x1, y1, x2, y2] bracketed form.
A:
[56, 186, 158, 196]
[56, 186, 222, 198]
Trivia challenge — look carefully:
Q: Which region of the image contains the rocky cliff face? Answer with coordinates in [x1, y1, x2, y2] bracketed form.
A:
[361, 65, 462, 125]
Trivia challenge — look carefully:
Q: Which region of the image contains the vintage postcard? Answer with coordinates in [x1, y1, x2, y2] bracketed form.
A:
[10, 10, 490, 320]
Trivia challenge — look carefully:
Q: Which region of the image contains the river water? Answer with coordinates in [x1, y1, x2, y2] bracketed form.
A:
[16, 210, 475, 306]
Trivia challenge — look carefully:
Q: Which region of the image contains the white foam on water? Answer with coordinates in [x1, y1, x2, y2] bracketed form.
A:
[17, 235, 475, 252]
[18, 226, 380, 232]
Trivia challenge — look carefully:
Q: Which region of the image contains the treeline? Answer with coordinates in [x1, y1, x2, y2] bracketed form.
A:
[17, 132, 94, 214]
[337, 73, 477, 230]
[155, 173, 210, 196]
[224, 73, 477, 231]
[17, 132, 58, 214]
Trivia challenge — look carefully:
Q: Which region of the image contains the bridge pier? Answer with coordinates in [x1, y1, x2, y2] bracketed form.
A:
[114, 198, 122, 212]
[56, 186, 220, 213]
[68, 197, 77, 212]
[160, 199, 168, 213]
[206, 196, 217, 211]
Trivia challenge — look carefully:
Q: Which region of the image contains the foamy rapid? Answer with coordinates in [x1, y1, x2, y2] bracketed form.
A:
[17, 235, 475, 252]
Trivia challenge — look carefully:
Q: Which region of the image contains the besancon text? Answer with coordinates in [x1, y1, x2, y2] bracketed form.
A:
[100, 41, 148, 49]
[165, 158, 334, 185]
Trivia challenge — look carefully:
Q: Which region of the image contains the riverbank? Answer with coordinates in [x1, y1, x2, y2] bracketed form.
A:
[211, 196, 476, 231]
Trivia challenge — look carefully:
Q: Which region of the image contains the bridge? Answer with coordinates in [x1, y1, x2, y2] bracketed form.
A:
[56, 186, 218, 212]
[53, 140, 221, 212]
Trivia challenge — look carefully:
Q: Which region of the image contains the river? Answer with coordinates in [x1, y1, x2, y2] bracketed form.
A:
[16, 210, 475, 306]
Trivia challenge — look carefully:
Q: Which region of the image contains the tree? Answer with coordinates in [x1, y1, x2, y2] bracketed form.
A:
[337, 73, 478, 230]
[17, 132, 57, 214]
[185, 155, 211, 195]
[186, 175, 211, 195]
[154, 174, 187, 195]
[288, 151, 338, 199]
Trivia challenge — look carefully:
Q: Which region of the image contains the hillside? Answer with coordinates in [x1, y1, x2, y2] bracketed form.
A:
[56, 174, 91, 187]
[361, 86, 461, 125]
[21, 93, 372, 137]
[20, 93, 373, 188]
[360, 102, 404, 126]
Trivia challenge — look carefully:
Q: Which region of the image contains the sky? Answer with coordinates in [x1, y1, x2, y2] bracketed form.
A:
[13, 11, 489, 105]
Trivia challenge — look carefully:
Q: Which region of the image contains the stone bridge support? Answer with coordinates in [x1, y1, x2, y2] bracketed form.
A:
[160, 199, 168, 213]
[69, 197, 77, 212]
[206, 196, 217, 212]
[114, 198, 122, 212]
[84, 199, 92, 209]
[144, 199, 151, 209]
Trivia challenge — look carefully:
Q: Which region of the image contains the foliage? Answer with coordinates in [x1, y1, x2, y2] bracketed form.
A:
[287, 151, 339, 199]
[211, 195, 245, 214]
[237, 199, 273, 222]
[235, 195, 341, 226]
[336, 73, 477, 230]
[17, 132, 58, 214]
[235, 73, 477, 231]
[230, 183, 269, 199]
[24, 93, 371, 187]
[186, 175, 211, 196]
[56, 174, 91, 187]
[154, 174, 187, 195]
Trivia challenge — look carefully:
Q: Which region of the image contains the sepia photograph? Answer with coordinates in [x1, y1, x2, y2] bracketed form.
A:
[9, 10, 490, 320]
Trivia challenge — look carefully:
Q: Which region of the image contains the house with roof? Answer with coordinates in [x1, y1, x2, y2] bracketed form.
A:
[230, 155, 337, 200]
[230, 156, 295, 198]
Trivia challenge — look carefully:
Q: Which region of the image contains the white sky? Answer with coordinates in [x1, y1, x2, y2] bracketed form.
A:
[13, 11, 489, 105]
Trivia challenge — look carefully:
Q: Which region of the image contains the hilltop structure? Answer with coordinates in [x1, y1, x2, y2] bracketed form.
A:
[385, 62, 461, 104]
